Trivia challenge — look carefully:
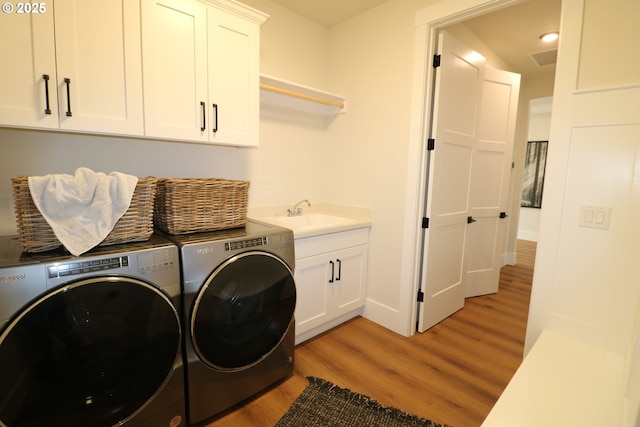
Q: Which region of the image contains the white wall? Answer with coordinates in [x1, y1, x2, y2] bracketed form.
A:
[244, 0, 448, 334]
[526, 1, 640, 421]
[323, 1, 426, 326]
[527, 0, 640, 357]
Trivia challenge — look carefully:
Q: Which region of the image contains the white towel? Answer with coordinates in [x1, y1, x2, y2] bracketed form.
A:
[28, 167, 138, 256]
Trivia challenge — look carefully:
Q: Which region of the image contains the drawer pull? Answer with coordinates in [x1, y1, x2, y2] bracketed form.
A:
[64, 78, 72, 117]
[212, 103, 218, 133]
[42, 74, 51, 115]
[329, 260, 334, 283]
[200, 101, 206, 131]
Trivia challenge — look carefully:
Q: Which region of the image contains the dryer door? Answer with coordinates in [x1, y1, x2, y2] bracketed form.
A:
[0, 277, 181, 427]
[191, 251, 296, 370]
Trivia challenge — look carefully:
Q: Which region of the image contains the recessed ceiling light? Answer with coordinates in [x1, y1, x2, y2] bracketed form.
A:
[539, 32, 559, 43]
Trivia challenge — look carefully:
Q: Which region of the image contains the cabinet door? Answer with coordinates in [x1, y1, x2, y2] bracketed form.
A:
[54, 0, 143, 135]
[141, 0, 208, 142]
[294, 253, 331, 336]
[294, 245, 367, 337]
[207, 7, 260, 147]
[328, 245, 367, 318]
[0, 1, 58, 129]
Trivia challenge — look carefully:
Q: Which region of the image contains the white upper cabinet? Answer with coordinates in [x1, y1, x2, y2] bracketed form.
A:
[208, 8, 261, 147]
[141, 0, 209, 143]
[141, 0, 266, 147]
[0, 0, 144, 135]
[53, 0, 144, 135]
[1, 0, 265, 145]
[0, 0, 58, 129]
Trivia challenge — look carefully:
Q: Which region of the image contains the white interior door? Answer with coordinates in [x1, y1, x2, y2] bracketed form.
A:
[417, 31, 485, 332]
[465, 67, 520, 298]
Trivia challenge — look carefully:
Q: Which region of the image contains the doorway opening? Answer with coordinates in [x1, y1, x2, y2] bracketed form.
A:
[411, 0, 560, 333]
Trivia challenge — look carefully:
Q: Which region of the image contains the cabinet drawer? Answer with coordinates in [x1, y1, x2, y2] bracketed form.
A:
[294, 227, 369, 259]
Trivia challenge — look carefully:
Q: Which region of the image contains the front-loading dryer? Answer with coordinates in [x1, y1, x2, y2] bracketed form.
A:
[0, 234, 185, 427]
[162, 221, 296, 425]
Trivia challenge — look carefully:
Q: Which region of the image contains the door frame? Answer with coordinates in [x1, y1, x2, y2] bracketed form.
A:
[404, 0, 527, 334]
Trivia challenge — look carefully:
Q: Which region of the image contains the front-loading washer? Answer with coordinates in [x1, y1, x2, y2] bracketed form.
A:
[0, 234, 185, 427]
[162, 220, 296, 425]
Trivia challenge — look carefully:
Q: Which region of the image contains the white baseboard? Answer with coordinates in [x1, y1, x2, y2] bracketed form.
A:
[503, 251, 517, 266]
[362, 298, 413, 337]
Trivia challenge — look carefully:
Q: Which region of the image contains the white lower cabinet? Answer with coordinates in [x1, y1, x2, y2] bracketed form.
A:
[293, 228, 369, 344]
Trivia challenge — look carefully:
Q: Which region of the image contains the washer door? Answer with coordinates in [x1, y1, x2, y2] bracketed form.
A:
[0, 277, 181, 427]
[191, 251, 296, 371]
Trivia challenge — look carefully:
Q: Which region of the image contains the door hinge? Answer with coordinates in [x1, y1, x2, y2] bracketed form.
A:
[427, 138, 435, 150]
[433, 54, 441, 68]
[422, 217, 429, 228]
[417, 290, 424, 302]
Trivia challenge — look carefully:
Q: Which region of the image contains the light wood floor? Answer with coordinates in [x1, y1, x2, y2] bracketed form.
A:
[204, 240, 536, 427]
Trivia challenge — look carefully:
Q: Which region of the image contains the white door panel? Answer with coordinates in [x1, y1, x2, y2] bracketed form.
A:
[418, 31, 485, 332]
[294, 254, 330, 334]
[418, 33, 520, 330]
[466, 68, 520, 298]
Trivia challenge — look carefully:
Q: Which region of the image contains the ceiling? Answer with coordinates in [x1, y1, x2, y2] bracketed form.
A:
[267, 0, 388, 28]
[267, 0, 562, 79]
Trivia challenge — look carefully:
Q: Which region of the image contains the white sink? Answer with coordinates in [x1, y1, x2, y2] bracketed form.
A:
[249, 204, 372, 238]
[260, 213, 353, 229]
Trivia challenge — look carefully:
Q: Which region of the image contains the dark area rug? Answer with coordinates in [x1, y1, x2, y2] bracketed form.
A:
[275, 377, 453, 427]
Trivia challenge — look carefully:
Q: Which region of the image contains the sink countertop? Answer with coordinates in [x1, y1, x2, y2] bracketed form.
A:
[248, 203, 372, 238]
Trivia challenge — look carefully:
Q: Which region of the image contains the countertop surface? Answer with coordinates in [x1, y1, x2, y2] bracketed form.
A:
[248, 203, 372, 239]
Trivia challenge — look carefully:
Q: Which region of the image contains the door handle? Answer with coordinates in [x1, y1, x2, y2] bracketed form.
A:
[64, 78, 72, 116]
[329, 260, 334, 283]
[200, 101, 206, 131]
[467, 216, 477, 224]
[212, 103, 218, 133]
[499, 212, 509, 219]
[336, 259, 342, 281]
[42, 74, 51, 115]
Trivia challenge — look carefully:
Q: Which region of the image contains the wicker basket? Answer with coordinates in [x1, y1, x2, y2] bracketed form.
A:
[11, 176, 158, 253]
[154, 178, 249, 235]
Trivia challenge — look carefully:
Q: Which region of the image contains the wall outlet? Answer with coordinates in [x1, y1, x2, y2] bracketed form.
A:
[579, 205, 612, 230]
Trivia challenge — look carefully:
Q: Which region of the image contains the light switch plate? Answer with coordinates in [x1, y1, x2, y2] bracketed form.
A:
[579, 205, 612, 230]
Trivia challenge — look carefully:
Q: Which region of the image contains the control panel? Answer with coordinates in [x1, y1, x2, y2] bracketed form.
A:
[47, 257, 129, 279]
[225, 237, 267, 251]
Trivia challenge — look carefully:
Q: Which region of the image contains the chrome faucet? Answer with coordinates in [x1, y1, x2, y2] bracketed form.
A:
[287, 199, 310, 216]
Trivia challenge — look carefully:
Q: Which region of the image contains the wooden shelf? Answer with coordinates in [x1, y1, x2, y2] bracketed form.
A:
[259, 74, 346, 115]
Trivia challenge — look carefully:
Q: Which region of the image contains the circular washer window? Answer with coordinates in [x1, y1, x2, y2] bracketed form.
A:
[0, 277, 181, 427]
[191, 251, 296, 371]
